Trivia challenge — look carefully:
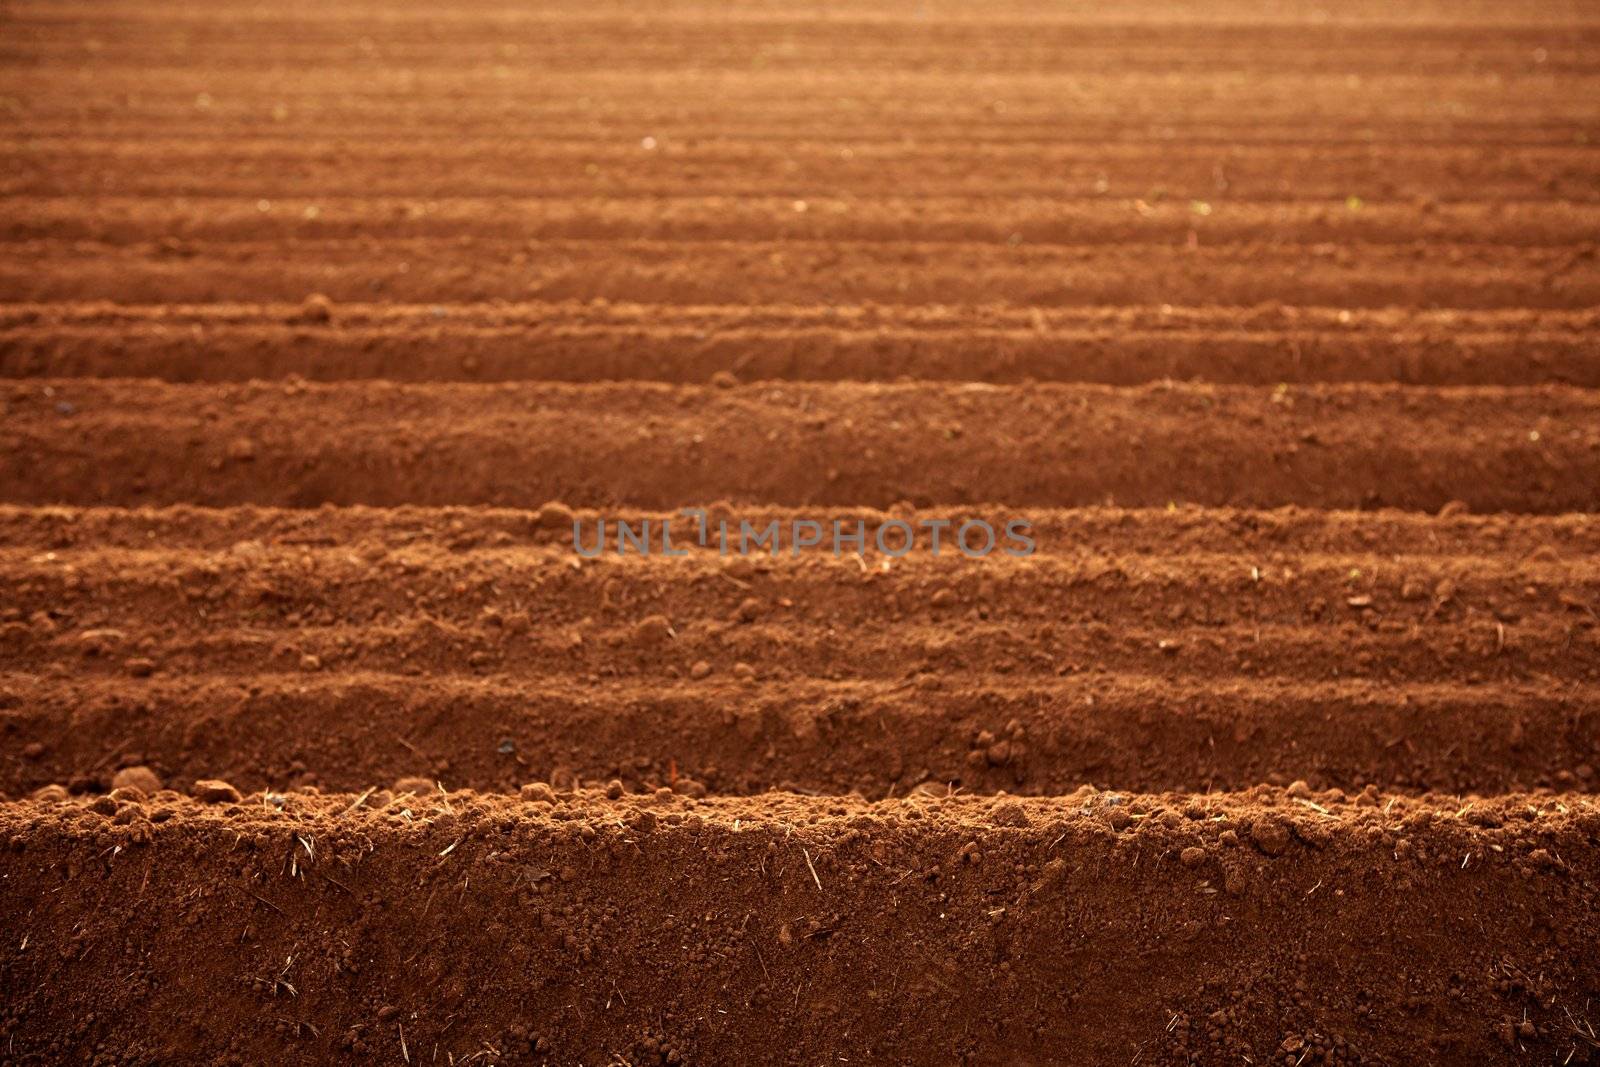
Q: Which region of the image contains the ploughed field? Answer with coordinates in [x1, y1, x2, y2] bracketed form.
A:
[2, 0, 1599, 1064]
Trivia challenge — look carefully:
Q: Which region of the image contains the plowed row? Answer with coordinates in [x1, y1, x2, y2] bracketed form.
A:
[7, 304, 1600, 385]
[3, 506, 1596, 800]
[5, 381, 1600, 512]
[10, 247, 1595, 311]
[3, 0, 1599, 1062]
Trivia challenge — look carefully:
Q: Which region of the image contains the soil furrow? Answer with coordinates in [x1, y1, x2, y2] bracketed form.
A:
[3, 381, 1597, 512]
[7, 240, 1593, 309]
[5, 198, 1598, 248]
[3, 503, 1596, 555]
[2, 545, 1596, 675]
[4, 672, 1595, 799]
[9, 123, 1597, 148]
[6, 617, 1594, 693]
[6, 305, 1598, 385]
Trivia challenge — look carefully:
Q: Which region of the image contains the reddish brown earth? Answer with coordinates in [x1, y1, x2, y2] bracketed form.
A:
[2, 0, 1600, 1063]
[5, 789, 1600, 1066]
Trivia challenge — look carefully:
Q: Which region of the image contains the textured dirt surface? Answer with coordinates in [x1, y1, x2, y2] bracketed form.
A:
[6, 380, 1600, 512]
[3, 0, 1600, 1063]
[2, 506, 1598, 801]
[10, 304, 1600, 387]
[5, 789, 1600, 1066]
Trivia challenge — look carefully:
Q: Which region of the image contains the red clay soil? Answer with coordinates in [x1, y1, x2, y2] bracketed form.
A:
[4, 788, 1600, 1066]
[2, 506, 1597, 800]
[4, 304, 1600, 388]
[4, 380, 1600, 512]
[4, 0, 1600, 1062]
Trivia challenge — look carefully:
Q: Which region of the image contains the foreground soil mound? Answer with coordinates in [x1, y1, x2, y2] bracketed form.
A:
[4, 789, 1599, 1065]
[2, 0, 1598, 1062]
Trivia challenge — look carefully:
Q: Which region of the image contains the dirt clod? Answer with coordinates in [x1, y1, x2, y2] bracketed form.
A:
[537, 501, 575, 530]
[191, 779, 241, 804]
[294, 293, 334, 324]
[1250, 816, 1291, 857]
[520, 782, 557, 804]
[111, 766, 163, 794]
[991, 799, 1030, 827]
[632, 615, 673, 645]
